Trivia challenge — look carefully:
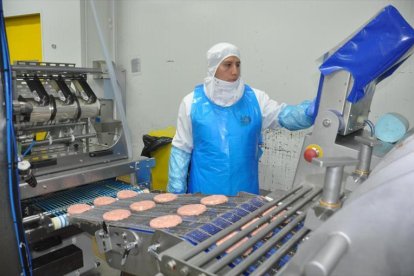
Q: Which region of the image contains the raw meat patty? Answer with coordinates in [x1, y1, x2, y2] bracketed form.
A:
[200, 195, 228, 205]
[130, 200, 156, 212]
[251, 222, 270, 237]
[153, 193, 177, 203]
[241, 218, 259, 230]
[241, 218, 271, 238]
[93, 196, 116, 206]
[117, 190, 138, 199]
[270, 210, 287, 222]
[262, 206, 277, 216]
[177, 204, 207, 216]
[67, 203, 92, 215]
[149, 214, 182, 229]
[216, 231, 251, 255]
[103, 209, 131, 221]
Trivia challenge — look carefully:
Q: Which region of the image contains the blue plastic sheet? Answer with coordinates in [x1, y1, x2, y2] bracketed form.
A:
[319, 5, 414, 103]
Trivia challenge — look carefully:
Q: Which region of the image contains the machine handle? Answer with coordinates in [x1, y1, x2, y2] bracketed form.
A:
[72, 76, 97, 104]
[52, 76, 75, 105]
[24, 75, 50, 106]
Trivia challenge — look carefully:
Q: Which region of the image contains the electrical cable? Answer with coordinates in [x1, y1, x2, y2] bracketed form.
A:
[22, 140, 36, 157]
[364, 119, 375, 137]
[0, 1, 32, 274]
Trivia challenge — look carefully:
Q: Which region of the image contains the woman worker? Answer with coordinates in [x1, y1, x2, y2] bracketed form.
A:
[168, 42, 314, 196]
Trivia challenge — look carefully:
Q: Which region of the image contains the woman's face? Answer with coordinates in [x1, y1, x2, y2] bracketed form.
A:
[215, 56, 240, 82]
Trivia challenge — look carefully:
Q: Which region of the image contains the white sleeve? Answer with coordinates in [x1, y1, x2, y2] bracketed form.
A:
[253, 88, 287, 130]
[171, 92, 194, 153]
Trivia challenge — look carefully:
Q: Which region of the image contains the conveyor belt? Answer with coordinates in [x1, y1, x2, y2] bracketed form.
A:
[22, 180, 146, 229]
[69, 185, 321, 275]
[70, 192, 267, 241]
[157, 185, 322, 276]
[23, 180, 145, 216]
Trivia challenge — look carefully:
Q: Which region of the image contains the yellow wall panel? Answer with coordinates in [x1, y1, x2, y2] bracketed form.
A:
[5, 14, 42, 64]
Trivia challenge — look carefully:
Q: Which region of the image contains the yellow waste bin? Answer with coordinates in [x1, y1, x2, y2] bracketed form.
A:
[145, 127, 176, 191]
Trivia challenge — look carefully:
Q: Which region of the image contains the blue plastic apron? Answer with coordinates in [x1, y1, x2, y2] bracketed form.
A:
[189, 84, 262, 196]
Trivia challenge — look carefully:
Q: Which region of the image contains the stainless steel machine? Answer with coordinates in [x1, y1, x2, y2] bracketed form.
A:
[0, 59, 154, 276]
[67, 5, 414, 276]
[2, 4, 414, 276]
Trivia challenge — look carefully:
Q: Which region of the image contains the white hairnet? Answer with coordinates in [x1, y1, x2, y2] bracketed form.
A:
[206, 42, 240, 77]
[204, 42, 244, 107]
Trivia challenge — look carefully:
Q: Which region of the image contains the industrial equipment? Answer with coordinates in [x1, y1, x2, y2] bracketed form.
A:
[71, 186, 321, 275]
[1, 59, 154, 275]
[2, 4, 414, 276]
[68, 5, 414, 276]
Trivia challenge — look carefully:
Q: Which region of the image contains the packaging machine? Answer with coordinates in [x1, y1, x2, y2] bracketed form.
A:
[2, 4, 414, 276]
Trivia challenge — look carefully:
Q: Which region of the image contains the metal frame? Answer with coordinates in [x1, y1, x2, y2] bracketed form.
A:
[12, 61, 103, 74]
[7, 60, 150, 276]
[12, 62, 134, 199]
[156, 186, 322, 276]
[293, 71, 391, 190]
[0, 66, 23, 275]
[19, 159, 137, 199]
[281, 133, 414, 276]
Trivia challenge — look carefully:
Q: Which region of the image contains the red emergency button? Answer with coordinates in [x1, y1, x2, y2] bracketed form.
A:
[303, 144, 323, 163]
[304, 148, 319, 162]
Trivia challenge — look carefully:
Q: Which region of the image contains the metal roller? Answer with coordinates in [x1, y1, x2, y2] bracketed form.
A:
[77, 98, 100, 119]
[52, 98, 79, 121]
[16, 96, 54, 123]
